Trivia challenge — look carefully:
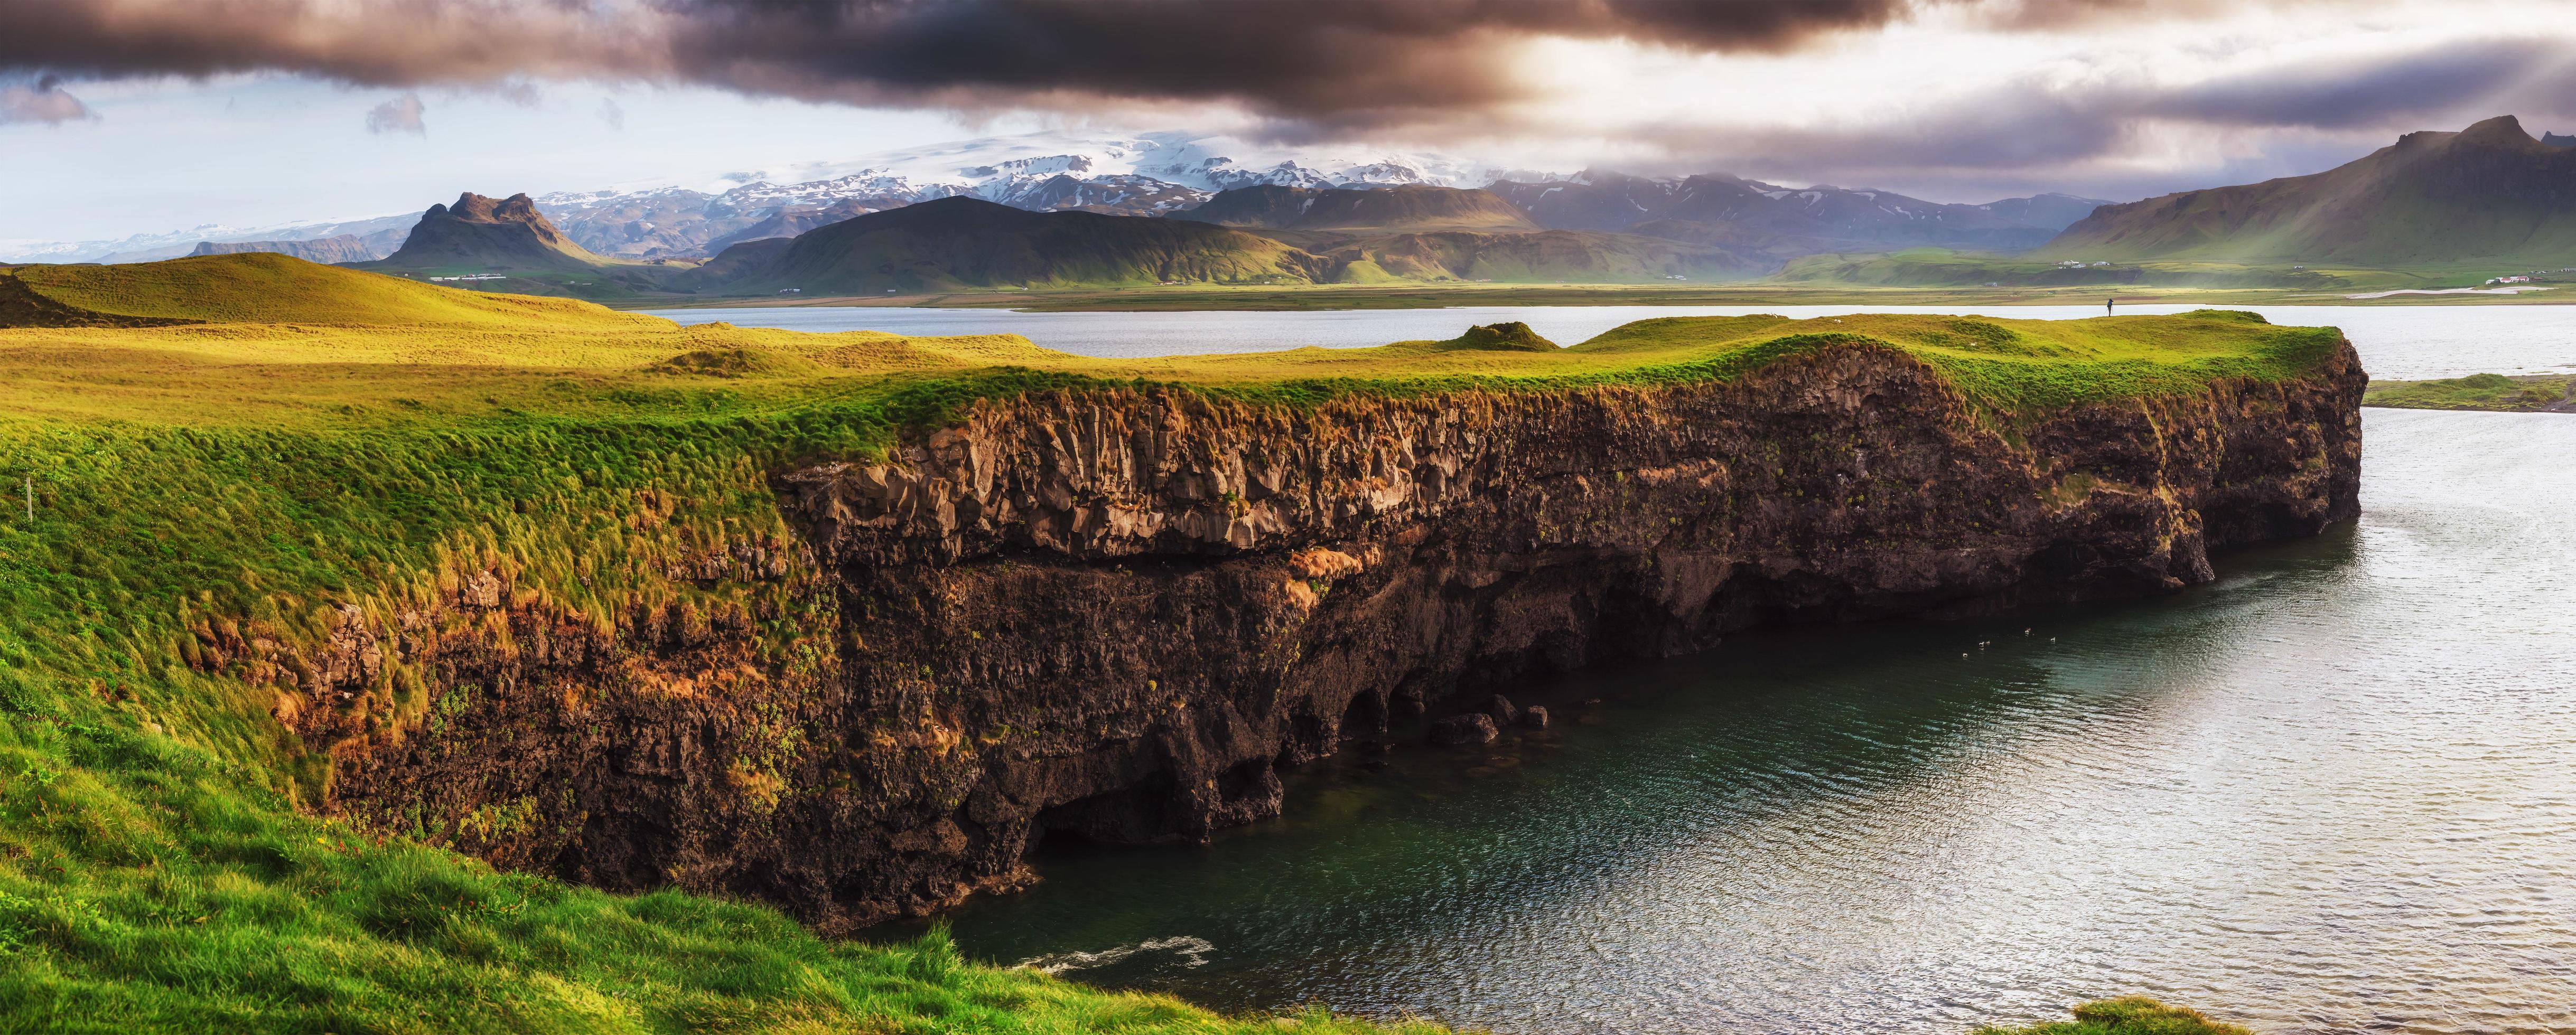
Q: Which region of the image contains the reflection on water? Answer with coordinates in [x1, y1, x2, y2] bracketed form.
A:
[643, 303, 2576, 379]
[919, 409, 2576, 1034]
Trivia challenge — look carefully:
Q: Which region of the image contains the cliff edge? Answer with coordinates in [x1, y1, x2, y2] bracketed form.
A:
[313, 321, 2362, 931]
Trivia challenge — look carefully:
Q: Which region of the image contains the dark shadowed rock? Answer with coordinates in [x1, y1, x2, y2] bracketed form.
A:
[1488, 694, 1521, 726]
[1520, 705, 1550, 728]
[1431, 713, 1502, 746]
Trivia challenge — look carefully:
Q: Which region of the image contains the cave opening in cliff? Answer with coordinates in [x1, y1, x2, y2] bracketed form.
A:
[1027, 768, 1187, 851]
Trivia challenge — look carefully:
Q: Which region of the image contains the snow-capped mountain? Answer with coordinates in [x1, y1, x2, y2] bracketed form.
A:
[763, 129, 1499, 195]
[1, 130, 1522, 263]
[527, 130, 1513, 258]
[10, 128, 1504, 262]
[13, 128, 2104, 268]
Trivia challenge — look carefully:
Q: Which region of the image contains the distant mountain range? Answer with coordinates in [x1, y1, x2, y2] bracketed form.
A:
[333, 187, 1758, 297]
[32, 117, 2576, 283]
[1488, 172, 2108, 260]
[702, 195, 1752, 292]
[1164, 185, 1753, 282]
[716, 196, 1334, 293]
[10, 212, 420, 266]
[3, 128, 2096, 269]
[190, 229, 406, 264]
[2037, 116, 2576, 267]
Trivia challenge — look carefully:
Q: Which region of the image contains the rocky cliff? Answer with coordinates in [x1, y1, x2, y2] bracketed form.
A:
[301, 335, 2363, 933]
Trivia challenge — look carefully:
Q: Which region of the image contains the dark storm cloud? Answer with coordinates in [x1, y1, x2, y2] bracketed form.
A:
[2, 0, 2549, 200]
[0, 0, 1916, 128]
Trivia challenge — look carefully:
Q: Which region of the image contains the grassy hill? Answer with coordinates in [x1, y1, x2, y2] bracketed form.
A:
[0, 256, 2330, 1030]
[2036, 116, 2576, 268]
[7, 253, 671, 330]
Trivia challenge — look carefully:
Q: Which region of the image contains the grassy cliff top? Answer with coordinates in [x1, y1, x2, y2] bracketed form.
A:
[4, 255, 2345, 430]
[0, 256, 2334, 1032]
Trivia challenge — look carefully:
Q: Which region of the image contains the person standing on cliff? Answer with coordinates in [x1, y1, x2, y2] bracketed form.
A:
[2106, 295, 2115, 314]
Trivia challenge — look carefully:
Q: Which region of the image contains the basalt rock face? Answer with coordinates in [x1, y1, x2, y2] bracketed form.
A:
[318, 337, 2362, 934]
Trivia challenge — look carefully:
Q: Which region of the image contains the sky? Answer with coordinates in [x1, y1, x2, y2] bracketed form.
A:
[4, 0, 2574, 246]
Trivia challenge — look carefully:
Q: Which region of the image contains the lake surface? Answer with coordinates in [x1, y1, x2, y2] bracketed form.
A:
[914, 407, 2576, 1034]
[642, 303, 2576, 380]
[722, 299, 2576, 1032]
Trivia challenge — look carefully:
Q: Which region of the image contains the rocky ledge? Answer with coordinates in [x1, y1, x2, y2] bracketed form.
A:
[316, 335, 2362, 933]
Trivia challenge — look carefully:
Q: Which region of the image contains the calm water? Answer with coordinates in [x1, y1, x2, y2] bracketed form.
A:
[725, 299, 2576, 1032]
[643, 302, 2576, 379]
[899, 407, 2576, 1035]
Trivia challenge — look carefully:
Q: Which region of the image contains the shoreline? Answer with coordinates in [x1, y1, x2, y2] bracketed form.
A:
[603, 283, 2576, 313]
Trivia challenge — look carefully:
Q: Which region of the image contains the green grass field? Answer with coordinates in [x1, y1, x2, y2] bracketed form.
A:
[2363, 372, 2574, 412]
[0, 255, 2323, 1032]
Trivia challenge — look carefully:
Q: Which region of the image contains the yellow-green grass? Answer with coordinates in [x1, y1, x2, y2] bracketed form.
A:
[11, 253, 677, 330]
[1975, 998, 2253, 1035]
[2363, 372, 2574, 412]
[0, 256, 2341, 1031]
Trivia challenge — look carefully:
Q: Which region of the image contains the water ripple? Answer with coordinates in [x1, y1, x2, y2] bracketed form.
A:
[935, 409, 2576, 1034]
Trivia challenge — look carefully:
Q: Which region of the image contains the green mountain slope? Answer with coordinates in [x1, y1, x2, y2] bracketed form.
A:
[1179, 184, 1543, 233]
[695, 195, 1760, 293]
[2036, 116, 2576, 266]
[720, 196, 1335, 292]
[1322, 229, 1761, 283]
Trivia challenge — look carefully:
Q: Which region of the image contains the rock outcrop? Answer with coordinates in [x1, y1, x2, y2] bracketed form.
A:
[370, 192, 605, 272]
[310, 335, 2363, 933]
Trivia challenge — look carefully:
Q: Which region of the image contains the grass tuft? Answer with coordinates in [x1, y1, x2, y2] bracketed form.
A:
[1975, 997, 2254, 1035]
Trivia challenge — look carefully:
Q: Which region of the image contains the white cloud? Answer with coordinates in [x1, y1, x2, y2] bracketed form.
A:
[365, 91, 425, 135]
[596, 97, 624, 130]
[0, 77, 97, 125]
